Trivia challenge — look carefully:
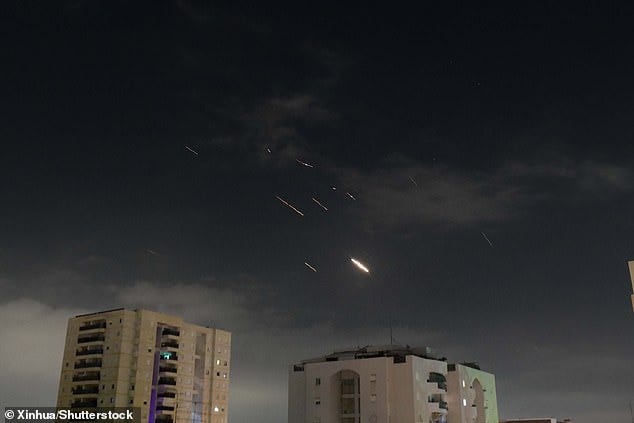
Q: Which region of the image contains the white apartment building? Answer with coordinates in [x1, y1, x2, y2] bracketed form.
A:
[288, 345, 498, 423]
[56, 308, 231, 423]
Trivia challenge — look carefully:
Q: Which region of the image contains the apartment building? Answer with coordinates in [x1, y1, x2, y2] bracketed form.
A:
[288, 344, 499, 423]
[56, 308, 231, 423]
[446, 363, 499, 423]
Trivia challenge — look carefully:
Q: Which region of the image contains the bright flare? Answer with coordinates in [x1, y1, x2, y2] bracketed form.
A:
[350, 258, 370, 273]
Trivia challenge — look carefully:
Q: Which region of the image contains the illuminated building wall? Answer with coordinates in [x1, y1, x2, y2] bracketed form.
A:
[56, 308, 231, 423]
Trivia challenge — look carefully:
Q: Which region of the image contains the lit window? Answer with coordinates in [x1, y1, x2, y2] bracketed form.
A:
[216, 359, 221, 365]
[462, 380, 466, 388]
[214, 406, 219, 413]
[462, 399, 467, 407]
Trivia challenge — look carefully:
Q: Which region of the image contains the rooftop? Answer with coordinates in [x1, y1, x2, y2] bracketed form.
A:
[296, 344, 444, 367]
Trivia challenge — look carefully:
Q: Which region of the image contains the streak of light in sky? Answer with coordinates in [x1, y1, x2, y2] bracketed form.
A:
[481, 232, 493, 247]
[350, 257, 370, 273]
[304, 262, 317, 272]
[185, 146, 199, 156]
[311, 197, 329, 211]
[295, 158, 315, 168]
[275, 195, 304, 217]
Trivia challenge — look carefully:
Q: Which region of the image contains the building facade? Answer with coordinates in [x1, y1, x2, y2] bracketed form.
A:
[56, 308, 231, 423]
[288, 345, 498, 423]
[446, 363, 499, 423]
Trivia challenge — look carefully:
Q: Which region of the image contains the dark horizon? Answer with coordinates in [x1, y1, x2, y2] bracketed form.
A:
[2, 2, 634, 422]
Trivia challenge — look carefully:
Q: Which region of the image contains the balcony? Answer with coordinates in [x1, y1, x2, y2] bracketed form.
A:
[159, 365, 177, 374]
[157, 391, 176, 399]
[162, 328, 180, 337]
[439, 401, 448, 410]
[76, 348, 103, 356]
[159, 351, 178, 361]
[428, 372, 448, 391]
[156, 405, 175, 412]
[77, 334, 105, 344]
[72, 386, 99, 395]
[158, 377, 177, 386]
[79, 321, 106, 331]
[74, 359, 102, 369]
[72, 372, 100, 382]
[70, 398, 98, 408]
[160, 340, 179, 349]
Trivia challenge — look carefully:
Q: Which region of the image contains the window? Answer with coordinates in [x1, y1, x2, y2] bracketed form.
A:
[110, 398, 114, 404]
[315, 378, 321, 386]
[216, 359, 221, 365]
[129, 400, 133, 404]
[462, 380, 466, 388]
[130, 384, 134, 390]
[148, 348, 152, 353]
[315, 397, 321, 405]
[369, 373, 376, 382]
[214, 406, 219, 412]
[370, 394, 377, 403]
[462, 399, 467, 407]
[111, 384, 115, 389]
[217, 372, 220, 377]
[143, 401, 147, 405]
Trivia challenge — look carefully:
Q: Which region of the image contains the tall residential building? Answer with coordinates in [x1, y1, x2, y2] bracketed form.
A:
[288, 345, 499, 423]
[56, 308, 231, 423]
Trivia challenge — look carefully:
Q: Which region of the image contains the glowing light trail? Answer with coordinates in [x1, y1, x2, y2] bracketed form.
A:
[350, 258, 370, 273]
[304, 262, 317, 272]
[275, 195, 304, 217]
[185, 146, 199, 156]
[311, 197, 329, 211]
[295, 158, 314, 168]
[481, 232, 493, 247]
[346, 192, 356, 200]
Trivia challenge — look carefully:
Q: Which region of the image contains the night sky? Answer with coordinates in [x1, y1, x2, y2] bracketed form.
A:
[2, 2, 634, 422]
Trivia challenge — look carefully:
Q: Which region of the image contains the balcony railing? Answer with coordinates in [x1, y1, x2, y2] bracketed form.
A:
[76, 348, 103, 356]
[157, 392, 176, 398]
[159, 352, 178, 361]
[72, 386, 99, 395]
[162, 328, 180, 337]
[79, 322, 106, 331]
[70, 399, 98, 408]
[77, 334, 105, 344]
[158, 377, 176, 386]
[160, 341, 179, 349]
[72, 373, 100, 382]
[159, 366, 177, 374]
[74, 361, 102, 369]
